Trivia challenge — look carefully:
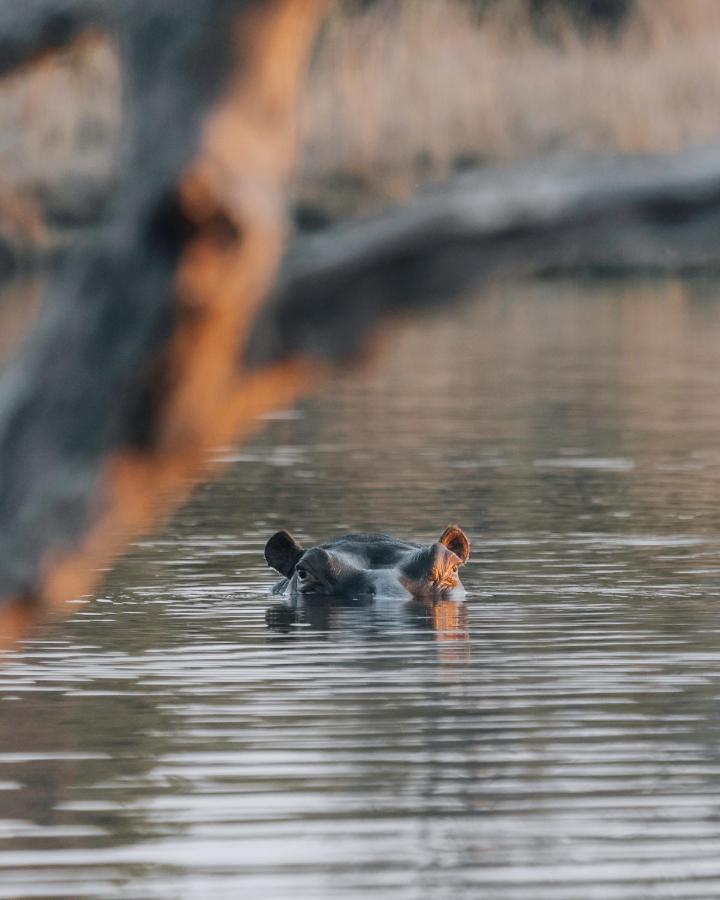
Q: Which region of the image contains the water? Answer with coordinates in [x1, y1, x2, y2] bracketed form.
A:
[3, 277, 720, 898]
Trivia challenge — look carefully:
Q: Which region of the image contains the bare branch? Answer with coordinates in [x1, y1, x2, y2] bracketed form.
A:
[248, 145, 720, 365]
[0, 0, 327, 642]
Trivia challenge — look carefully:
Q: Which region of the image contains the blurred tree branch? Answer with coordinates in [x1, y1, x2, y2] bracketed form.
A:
[250, 145, 720, 365]
[0, 0, 327, 641]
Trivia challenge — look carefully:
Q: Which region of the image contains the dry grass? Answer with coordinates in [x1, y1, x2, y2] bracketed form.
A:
[298, 0, 720, 210]
[1, 1, 720, 227]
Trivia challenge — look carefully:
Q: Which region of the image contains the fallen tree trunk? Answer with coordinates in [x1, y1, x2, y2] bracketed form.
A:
[248, 145, 720, 364]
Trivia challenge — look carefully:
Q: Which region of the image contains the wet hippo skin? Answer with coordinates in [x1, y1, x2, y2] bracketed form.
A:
[264, 526, 470, 605]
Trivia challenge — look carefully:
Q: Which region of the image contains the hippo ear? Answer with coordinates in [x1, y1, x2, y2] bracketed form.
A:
[400, 542, 462, 594]
[265, 530, 304, 577]
[439, 525, 470, 564]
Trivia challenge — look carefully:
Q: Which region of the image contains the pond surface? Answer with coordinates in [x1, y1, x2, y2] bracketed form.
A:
[3, 277, 720, 898]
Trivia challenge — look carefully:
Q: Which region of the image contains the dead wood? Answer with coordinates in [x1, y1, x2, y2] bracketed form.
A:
[248, 145, 720, 365]
[0, 0, 327, 642]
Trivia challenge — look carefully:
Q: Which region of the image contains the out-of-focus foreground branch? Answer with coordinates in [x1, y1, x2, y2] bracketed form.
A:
[249, 145, 720, 365]
[0, 0, 327, 643]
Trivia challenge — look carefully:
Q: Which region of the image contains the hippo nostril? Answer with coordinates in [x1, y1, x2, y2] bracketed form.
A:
[296, 566, 321, 593]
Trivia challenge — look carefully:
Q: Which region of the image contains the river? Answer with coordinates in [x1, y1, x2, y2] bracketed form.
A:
[2, 277, 720, 898]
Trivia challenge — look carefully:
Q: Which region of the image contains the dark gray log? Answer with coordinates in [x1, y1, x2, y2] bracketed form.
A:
[0, 0, 327, 636]
[0, 0, 254, 601]
[247, 145, 720, 365]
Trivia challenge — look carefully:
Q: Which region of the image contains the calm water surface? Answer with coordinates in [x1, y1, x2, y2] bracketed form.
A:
[3, 278, 720, 898]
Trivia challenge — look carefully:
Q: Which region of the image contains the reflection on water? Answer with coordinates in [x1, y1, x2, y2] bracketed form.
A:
[3, 277, 720, 897]
[266, 594, 469, 643]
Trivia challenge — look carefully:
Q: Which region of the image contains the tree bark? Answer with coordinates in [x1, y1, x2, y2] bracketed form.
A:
[248, 146, 720, 365]
[0, 0, 327, 642]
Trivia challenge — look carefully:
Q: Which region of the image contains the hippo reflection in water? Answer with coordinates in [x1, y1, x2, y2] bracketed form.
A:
[264, 526, 470, 604]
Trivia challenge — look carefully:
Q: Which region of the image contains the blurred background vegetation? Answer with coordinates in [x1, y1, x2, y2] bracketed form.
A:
[1, 0, 719, 241]
[300, 0, 720, 219]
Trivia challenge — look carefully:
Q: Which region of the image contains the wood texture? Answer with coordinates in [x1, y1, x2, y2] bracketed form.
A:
[248, 145, 720, 365]
[0, 0, 327, 642]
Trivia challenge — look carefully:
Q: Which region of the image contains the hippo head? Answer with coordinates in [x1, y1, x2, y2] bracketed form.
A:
[264, 526, 470, 601]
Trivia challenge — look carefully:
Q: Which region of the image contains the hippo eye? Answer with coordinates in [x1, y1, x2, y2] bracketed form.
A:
[296, 567, 307, 579]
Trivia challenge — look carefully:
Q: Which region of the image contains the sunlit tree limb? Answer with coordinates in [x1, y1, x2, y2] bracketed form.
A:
[248, 145, 720, 365]
[0, 0, 328, 644]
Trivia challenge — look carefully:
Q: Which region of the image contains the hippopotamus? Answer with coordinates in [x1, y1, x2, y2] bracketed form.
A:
[264, 525, 470, 602]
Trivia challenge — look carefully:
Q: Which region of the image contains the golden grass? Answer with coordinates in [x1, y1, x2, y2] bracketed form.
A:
[1, 1, 720, 225]
[298, 0, 720, 207]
